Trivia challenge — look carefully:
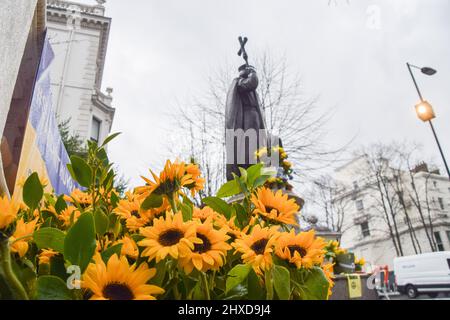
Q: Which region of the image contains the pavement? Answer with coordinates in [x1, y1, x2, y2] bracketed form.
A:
[385, 292, 450, 300]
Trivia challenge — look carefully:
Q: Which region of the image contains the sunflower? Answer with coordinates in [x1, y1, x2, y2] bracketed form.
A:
[138, 212, 200, 262]
[38, 249, 59, 265]
[355, 257, 365, 266]
[64, 189, 92, 209]
[96, 236, 113, 252]
[134, 160, 195, 201]
[57, 206, 80, 227]
[192, 206, 219, 222]
[117, 235, 139, 260]
[0, 195, 19, 231]
[114, 196, 167, 232]
[212, 215, 243, 241]
[274, 229, 326, 269]
[115, 197, 146, 220]
[185, 163, 205, 196]
[251, 188, 299, 226]
[321, 262, 335, 298]
[82, 253, 164, 300]
[326, 240, 347, 255]
[10, 218, 39, 257]
[179, 218, 231, 274]
[233, 225, 280, 274]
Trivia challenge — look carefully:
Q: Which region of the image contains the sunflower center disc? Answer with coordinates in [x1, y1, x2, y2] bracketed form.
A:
[264, 206, 278, 214]
[103, 282, 135, 300]
[287, 245, 307, 258]
[250, 238, 269, 255]
[155, 179, 179, 195]
[158, 228, 184, 246]
[130, 210, 139, 217]
[194, 233, 212, 253]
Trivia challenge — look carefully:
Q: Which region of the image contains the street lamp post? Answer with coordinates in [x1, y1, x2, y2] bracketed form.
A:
[406, 62, 450, 180]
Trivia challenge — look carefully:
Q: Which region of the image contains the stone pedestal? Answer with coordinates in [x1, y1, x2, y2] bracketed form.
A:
[329, 273, 378, 300]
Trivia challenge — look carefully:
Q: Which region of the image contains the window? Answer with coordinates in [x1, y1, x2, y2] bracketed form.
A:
[355, 199, 364, 211]
[90, 117, 101, 142]
[361, 221, 370, 238]
[446, 230, 450, 245]
[353, 181, 359, 190]
[438, 197, 445, 210]
[433, 181, 438, 188]
[434, 232, 444, 251]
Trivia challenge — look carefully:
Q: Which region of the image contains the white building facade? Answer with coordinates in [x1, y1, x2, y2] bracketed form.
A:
[46, 0, 114, 145]
[334, 157, 450, 269]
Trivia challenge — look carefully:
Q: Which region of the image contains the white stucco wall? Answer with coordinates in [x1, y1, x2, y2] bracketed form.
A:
[46, 1, 114, 145]
[335, 158, 450, 269]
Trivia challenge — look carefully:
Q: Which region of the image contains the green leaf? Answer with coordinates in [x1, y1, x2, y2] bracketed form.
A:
[23, 172, 44, 210]
[101, 244, 123, 264]
[265, 268, 274, 300]
[232, 203, 248, 229]
[41, 217, 53, 228]
[94, 209, 109, 236]
[110, 190, 119, 208]
[152, 260, 169, 287]
[202, 197, 232, 219]
[180, 202, 193, 222]
[261, 167, 277, 176]
[49, 255, 69, 281]
[273, 265, 290, 300]
[216, 180, 241, 198]
[64, 212, 96, 273]
[238, 167, 248, 183]
[226, 264, 252, 294]
[69, 156, 92, 187]
[141, 194, 163, 210]
[33, 228, 66, 253]
[96, 148, 109, 166]
[300, 267, 330, 300]
[224, 284, 248, 300]
[247, 163, 263, 187]
[54, 195, 67, 214]
[100, 132, 121, 148]
[11, 258, 36, 295]
[66, 164, 76, 181]
[35, 276, 72, 300]
[253, 175, 273, 188]
[247, 269, 265, 300]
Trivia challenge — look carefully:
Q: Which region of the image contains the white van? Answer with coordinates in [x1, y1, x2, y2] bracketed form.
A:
[394, 251, 450, 298]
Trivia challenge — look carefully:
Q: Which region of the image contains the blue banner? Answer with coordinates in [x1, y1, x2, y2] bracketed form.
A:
[27, 33, 79, 195]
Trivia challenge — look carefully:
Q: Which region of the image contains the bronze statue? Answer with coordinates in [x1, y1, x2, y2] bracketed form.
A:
[225, 37, 267, 181]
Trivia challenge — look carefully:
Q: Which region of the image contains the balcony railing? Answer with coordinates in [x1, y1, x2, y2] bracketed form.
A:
[47, 0, 105, 16]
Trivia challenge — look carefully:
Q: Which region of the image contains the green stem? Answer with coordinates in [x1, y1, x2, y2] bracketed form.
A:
[170, 260, 181, 300]
[168, 193, 178, 212]
[265, 269, 273, 300]
[201, 272, 211, 300]
[0, 239, 29, 300]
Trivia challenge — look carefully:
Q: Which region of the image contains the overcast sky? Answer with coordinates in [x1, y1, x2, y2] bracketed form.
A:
[84, 0, 450, 186]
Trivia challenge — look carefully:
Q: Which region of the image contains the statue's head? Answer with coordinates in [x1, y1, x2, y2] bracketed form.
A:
[238, 64, 255, 78]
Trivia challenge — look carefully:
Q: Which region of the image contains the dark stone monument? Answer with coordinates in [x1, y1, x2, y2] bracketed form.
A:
[225, 36, 267, 181]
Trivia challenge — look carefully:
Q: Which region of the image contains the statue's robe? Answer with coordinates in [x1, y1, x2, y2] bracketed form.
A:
[225, 70, 267, 181]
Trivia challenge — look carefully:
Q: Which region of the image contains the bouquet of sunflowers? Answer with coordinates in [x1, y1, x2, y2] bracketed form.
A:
[0, 133, 334, 300]
[255, 146, 294, 191]
[354, 257, 365, 272]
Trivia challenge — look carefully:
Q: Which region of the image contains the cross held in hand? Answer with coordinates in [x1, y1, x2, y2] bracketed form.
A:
[238, 36, 249, 66]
